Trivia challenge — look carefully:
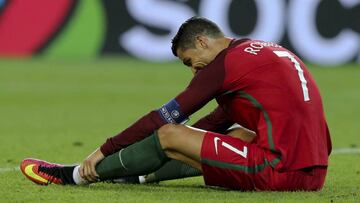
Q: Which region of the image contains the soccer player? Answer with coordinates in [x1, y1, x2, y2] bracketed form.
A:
[20, 17, 331, 191]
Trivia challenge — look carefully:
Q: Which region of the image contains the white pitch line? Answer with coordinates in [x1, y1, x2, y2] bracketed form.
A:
[0, 148, 359, 174]
[0, 167, 19, 173]
[332, 148, 360, 155]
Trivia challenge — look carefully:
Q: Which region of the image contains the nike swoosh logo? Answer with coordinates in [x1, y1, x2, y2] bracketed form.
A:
[214, 137, 221, 155]
[24, 164, 48, 184]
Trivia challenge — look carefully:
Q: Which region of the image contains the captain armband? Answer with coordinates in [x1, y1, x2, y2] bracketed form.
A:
[157, 99, 189, 124]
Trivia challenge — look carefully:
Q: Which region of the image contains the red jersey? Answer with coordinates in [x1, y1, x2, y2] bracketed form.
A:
[101, 39, 331, 171]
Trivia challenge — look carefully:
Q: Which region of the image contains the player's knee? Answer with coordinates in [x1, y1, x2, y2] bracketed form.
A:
[157, 124, 183, 149]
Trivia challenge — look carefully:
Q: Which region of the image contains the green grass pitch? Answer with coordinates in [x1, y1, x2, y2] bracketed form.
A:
[0, 58, 359, 202]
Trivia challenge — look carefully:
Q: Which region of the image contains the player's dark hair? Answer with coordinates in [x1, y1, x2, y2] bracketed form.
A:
[171, 16, 224, 57]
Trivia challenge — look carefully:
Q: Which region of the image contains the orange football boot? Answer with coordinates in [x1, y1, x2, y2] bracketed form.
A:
[20, 158, 65, 185]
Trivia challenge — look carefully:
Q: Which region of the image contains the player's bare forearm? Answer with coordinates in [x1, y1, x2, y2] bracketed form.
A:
[227, 127, 256, 143]
[80, 148, 105, 182]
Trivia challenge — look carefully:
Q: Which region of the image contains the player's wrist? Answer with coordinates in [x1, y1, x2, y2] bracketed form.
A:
[86, 148, 105, 163]
[93, 148, 105, 161]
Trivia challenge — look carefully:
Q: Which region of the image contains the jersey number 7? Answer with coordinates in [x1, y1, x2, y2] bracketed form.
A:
[273, 51, 310, 102]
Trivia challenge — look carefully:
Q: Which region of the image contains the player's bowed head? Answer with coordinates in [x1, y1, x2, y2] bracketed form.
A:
[171, 16, 233, 75]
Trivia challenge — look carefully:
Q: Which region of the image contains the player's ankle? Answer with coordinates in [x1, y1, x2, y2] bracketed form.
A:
[72, 165, 89, 185]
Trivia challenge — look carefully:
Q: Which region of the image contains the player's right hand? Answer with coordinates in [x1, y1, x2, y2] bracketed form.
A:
[79, 148, 105, 182]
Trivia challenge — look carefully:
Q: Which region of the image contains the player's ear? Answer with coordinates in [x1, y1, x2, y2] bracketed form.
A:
[195, 35, 208, 49]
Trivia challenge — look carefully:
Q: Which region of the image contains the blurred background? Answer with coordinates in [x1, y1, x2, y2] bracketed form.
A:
[0, 0, 359, 64]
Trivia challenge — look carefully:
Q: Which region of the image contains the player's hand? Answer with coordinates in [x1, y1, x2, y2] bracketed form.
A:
[79, 148, 105, 182]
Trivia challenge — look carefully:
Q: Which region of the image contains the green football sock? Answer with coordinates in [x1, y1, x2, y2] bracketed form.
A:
[144, 159, 202, 183]
[95, 132, 169, 181]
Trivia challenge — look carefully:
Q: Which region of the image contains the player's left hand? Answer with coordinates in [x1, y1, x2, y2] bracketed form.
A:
[79, 148, 105, 182]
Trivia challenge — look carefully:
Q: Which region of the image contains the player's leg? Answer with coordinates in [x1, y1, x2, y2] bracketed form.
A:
[156, 124, 258, 171]
[118, 125, 256, 184]
[144, 126, 256, 183]
[94, 132, 170, 181]
[21, 123, 207, 186]
[157, 124, 207, 169]
[156, 124, 274, 190]
[154, 124, 271, 190]
[21, 125, 205, 186]
[98, 124, 207, 183]
[21, 131, 170, 185]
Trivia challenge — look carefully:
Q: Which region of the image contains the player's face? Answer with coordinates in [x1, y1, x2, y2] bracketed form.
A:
[177, 36, 218, 75]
